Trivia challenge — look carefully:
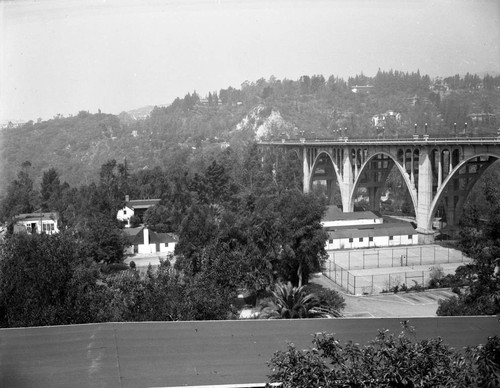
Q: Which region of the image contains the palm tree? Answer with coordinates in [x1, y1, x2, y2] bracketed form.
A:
[259, 282, 325, 319]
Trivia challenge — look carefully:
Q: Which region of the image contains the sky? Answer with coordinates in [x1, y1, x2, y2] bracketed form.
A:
[1, 0, 499, 123]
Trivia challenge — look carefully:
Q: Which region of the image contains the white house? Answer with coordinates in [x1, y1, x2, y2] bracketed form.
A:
[14, 212, 60, 234]
[322, 206, 417, 250]
[117, 196, 161, 227]
[123, 226, 178, 255]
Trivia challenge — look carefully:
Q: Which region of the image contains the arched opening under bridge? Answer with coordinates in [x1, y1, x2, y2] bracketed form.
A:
[308, 151, 343, 208]
[351, 152, 417, 219]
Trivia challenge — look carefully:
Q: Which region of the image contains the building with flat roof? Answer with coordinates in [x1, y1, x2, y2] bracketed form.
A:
[13, 212, 59, 234]
[322, 206, 417, 250]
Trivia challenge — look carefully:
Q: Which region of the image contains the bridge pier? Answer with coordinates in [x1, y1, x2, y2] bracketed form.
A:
[416, 147, 435, 243]
[303, 147, 311, 194]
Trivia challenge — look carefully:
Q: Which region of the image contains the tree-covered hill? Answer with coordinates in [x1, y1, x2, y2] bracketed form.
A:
[1, 70, 499, 196]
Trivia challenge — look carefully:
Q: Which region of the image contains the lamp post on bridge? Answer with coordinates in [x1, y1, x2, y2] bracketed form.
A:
[454, 122, 457, 138]
[464, 122, 468, 137]
[343, 127, 348, 141]
[424, 123, 429, 141]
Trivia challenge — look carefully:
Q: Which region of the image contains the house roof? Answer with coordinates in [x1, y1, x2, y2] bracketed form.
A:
[123, 226, 178, 245]
[123, 226, 144, 245]
[15, 212, 59, 222]
[326, 221, 416, 239]
[126, 199, 160, 209]
[0, 317, 497, 387]
[323, 206, 380, 222]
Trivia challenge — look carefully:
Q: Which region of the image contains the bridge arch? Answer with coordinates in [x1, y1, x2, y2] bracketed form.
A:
[351, 151, 418, 214]
[427, 153, 500, 230]
[308, 150, 344, 204]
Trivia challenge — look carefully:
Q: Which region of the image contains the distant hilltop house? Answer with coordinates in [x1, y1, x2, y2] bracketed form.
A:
[350, 85, 374, 94]
[372, 111, 402, 128]
[123, 226, 178, 255]
[13, 212, 60, 234]
[117, 196, 161, 227]
[322, 206, 417, 250]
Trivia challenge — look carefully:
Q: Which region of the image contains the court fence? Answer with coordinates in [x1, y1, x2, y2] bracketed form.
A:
[323, 245, 469, 295]
[324, 262, 436, 295]
[328, 245, 467, 270]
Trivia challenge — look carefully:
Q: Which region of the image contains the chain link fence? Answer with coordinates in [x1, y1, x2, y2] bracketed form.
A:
[323, 245, 469, 295]
[327, 245, 467, 270]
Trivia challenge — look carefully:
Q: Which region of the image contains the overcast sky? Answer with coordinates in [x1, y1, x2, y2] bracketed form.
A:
[1, 0, 499, 123]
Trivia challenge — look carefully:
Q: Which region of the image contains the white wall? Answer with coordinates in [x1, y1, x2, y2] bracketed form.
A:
[20, 219, 59, 234]
[325, 234, 417, 250]
[117, 206, 134, 227]
[126, 242, 177, 255]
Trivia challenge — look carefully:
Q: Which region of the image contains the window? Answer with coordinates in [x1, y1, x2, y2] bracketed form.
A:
[389, 236, 393, 241]
[124, 210, 127, 215]
[349, 238, 353, 243]
[369, 236, 373, 242]
[408, 234, 413, 239]
[359, 237, 363, 242]
[329, 239, 333, 244]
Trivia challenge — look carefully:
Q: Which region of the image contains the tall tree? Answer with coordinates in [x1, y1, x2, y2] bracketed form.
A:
[0, 161, 38, 222]
[40, 168, 63, 211]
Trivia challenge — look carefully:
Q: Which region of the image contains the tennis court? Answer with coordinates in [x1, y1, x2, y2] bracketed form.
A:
[327, 245, 466, 270]
[324, 245, 469, 295]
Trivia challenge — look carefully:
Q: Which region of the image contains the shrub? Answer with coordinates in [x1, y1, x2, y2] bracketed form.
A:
[268, 322, 500, 387]
[129, 261, 136, 270]
[103, 262, 129, 273]
[303, 283, 345, 311]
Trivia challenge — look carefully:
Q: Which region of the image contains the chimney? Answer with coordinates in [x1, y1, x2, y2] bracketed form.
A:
[143, 227, 149, 245]
[125, 195, 129, 202]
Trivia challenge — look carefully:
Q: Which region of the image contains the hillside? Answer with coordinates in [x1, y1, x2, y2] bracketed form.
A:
[1, 70, 499, 195]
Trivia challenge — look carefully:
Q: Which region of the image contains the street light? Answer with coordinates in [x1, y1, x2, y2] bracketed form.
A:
[454, 122, 457, 137]
[464, 122, 468, 137]
[424, 123, 429, 141]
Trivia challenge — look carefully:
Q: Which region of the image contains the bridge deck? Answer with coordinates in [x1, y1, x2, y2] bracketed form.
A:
[260, 137, 500, 146]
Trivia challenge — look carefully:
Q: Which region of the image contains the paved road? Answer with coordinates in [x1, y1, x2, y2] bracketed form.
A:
[1, 317, 499, 387]
[313, 273, 455, 317]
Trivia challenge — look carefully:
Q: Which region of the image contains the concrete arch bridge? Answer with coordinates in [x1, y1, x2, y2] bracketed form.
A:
[259, 137, 500, 242]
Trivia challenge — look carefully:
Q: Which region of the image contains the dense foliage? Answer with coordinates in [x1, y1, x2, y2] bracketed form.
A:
[268, 322, 500, 388]
[0, 232, 240, 326]
[0, 232, 114, 327]
[0, 138, 334, 327]
[437, 172, 500, 316]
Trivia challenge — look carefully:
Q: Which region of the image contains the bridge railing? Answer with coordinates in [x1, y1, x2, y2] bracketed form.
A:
[259, 136, 500, 145]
